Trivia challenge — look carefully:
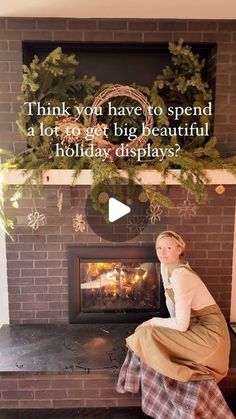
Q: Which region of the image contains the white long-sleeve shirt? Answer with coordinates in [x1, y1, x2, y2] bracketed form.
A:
[151, 263, 216, 332]
[160, 263, 175, 317]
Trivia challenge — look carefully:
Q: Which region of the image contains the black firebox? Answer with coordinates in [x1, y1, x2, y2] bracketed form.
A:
[68, 246, 166, 323]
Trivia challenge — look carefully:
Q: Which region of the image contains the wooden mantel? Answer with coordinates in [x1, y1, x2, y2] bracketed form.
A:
[2, 169, 236, 185]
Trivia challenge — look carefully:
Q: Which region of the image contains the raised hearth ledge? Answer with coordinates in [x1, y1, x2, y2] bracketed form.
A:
[2, 169, 236, 185]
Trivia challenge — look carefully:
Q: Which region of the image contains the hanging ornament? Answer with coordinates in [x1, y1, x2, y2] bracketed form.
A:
[98, 192, 109, 204]
[27, 209, 46, 230]
[138, 191, 149, 203]
[176, 192, 197, 219]
[10, 190, 22, 209]
[73, 213, 86, 233]
[127, 215, 146, 234]
[215, 184, 225, 195]
[57, 188, 63, 214]
[146, 203, 163, 224]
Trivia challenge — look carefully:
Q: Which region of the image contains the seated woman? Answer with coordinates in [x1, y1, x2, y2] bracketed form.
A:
[116, 230, 234, 419]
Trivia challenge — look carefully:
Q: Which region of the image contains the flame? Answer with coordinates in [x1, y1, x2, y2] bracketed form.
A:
[85, 262, 150, 297]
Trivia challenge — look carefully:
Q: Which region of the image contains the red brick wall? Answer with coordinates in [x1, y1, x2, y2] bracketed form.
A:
[0, 371, 140, 408]
[0, 18, 235, 323]
[5, 185, 236, 323]
[0, 370, 235, 409]
[0, 369, 234, 409]
[0, 18, 236, 155]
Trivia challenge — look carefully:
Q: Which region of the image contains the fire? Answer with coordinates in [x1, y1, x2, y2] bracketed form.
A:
[79, 260, 159, 313]
[82, 262, 149, 298]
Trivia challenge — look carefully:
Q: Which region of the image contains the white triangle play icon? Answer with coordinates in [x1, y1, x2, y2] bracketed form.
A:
[108, 197, 131, 222]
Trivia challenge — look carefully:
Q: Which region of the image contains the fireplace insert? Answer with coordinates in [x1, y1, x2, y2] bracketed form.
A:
[68, 246, 166, 323]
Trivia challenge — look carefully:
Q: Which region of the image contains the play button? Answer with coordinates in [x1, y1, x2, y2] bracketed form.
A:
[85, 177, 150, 242]
[108, 198, 131, 222]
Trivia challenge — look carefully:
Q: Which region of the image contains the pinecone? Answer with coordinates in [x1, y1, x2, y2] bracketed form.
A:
[56, 117, 86, 145]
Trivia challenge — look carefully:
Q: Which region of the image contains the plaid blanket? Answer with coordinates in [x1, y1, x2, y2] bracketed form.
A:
[116, 350, 235, 419]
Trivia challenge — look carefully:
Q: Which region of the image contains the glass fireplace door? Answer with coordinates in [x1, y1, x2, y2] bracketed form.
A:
[80, 260, 160, 313]
[68, 246, 164, 323]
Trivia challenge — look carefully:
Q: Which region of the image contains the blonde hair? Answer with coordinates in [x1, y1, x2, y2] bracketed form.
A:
[156, 230, 186, 256]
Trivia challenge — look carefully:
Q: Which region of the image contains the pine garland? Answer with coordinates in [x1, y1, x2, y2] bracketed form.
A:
[0, 40, 236, 236]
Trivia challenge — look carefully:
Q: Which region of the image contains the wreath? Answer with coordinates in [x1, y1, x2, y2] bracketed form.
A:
[0, 39, 235, 237]
[56, 84, 154, 162]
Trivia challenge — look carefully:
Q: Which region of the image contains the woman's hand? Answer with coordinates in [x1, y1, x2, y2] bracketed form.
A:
[135, 319, 153, 332]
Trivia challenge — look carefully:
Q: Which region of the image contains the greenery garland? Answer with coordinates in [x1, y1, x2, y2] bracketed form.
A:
[0, 39, 236, 236]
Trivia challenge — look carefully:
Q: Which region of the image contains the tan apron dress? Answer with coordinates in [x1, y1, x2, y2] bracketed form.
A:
[126, 266, 230, 383]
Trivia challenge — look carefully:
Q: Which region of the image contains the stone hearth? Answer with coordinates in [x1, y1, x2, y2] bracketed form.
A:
[0, 324, 235, 413]
[0, 16, 236, 414]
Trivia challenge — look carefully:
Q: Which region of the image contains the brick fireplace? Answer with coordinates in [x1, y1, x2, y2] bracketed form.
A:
[0, 17, 236, 413]
[0, 16, 235, 324]
[2, 183, 235, 324]
[0, 180, 235, 411]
